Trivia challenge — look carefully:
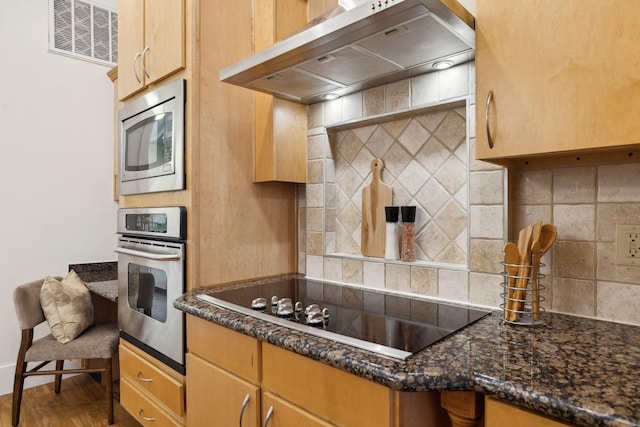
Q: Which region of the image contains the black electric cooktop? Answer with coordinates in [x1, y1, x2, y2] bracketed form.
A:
[196, 278, 489, 360]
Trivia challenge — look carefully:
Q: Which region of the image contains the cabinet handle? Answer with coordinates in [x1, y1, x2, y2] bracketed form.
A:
[485, 90, 495, 149]
[139, 409, 156, 422]
[263, 406, 274, 427]
[239, 394, 250, 426]
[137, 371, 153, 382]
[141, 46, 150, 80]
[133, 52, 142, 84]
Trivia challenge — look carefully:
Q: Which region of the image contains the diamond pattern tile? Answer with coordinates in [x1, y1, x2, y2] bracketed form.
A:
[337, 131, 363, 163]
[328, 107, 468, 264]
[397, 160, 428, 196]
[366, 126, 395, 159]
[416, 137, 451, 174]
[382, 144, 412, 178]
[398, 120, 430, 156]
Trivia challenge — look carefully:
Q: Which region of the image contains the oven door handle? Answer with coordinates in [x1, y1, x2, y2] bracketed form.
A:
[114, 246, 181, 261]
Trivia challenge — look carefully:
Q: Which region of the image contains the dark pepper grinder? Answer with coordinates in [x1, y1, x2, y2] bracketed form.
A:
[400, 206, 416, 262]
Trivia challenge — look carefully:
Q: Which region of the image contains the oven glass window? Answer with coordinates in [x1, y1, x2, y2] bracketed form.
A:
[127, 264, 168, 322]
[125, 112, 173, 172]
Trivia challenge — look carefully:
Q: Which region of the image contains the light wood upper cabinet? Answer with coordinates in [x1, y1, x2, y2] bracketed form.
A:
[118, 0, 185, 100]
[475, 0, 640, 165]
[254, 0, 308, 183]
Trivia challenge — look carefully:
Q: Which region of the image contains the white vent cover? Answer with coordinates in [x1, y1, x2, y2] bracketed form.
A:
[49, 0, 118, 66]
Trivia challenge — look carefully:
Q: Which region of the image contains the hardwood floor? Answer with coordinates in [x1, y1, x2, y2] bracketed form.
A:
[0, 375, 140, 427]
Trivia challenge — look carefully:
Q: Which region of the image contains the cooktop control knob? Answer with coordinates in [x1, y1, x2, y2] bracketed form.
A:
[276, 298, 294, 318]
[251, 298, 267, 311]
[294, 301, 303, 313]
[271, 296, 279, 313]
[306, 311, 324, 326]
[304, 304, 320, 316]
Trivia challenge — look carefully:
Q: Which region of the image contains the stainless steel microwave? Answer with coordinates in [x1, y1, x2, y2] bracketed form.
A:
[118, 79, 186, 196]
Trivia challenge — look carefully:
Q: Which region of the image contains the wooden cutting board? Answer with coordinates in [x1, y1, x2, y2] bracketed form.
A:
[361, 159, 392, 257]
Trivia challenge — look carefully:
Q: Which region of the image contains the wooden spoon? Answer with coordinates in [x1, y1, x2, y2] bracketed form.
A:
[532, 224, 558, 320]
[511, 224, 534, 321]
[503, 242, 520, 320]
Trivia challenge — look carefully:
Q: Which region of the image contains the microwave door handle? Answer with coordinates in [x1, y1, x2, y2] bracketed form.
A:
[114, 247, 180, 261]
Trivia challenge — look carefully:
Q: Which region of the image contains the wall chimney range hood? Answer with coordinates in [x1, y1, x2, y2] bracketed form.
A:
[220, 0, 475, 105]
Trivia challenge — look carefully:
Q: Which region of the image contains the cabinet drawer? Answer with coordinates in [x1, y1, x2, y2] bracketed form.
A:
[485, 397, 574, 427]
[120, 343, 185, 417]
[121, 377, 182, 427]
[262, 391, 332, 427]
[187, 315, 260, 384]
[262, 343, 392, 426]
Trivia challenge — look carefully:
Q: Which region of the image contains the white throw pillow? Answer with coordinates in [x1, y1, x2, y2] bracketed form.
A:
[40, 270, 94, 344]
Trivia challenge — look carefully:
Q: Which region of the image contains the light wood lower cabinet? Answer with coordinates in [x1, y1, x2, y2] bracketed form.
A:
[121, 379, 182, 427]
[262, 391, 333, 427]
[186, 353, 260, 427]
[186, 315, 449, 427]
[262, 342, 393, 426]
[485, 397, 574, 427]
[119, 340, 185, 425]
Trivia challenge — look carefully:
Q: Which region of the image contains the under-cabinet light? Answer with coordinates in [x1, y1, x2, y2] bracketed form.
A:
[322, 93, 340, 101]
[432, 60, 454, 70]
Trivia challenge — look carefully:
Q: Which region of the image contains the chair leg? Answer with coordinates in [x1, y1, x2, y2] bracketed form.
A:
[12, 362, 26, 427]
[104, 358, 114, 425]
[12, 329, 32, 427]
[54, 360, 64, 393]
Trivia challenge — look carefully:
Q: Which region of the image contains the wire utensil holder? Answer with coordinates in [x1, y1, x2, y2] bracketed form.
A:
[500, 260, 545, 326]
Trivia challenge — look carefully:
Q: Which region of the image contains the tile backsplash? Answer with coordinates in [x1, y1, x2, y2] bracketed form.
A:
[299, 64, 508, 310]
[325, 108, 469, 265]
[297, 63, 640, 326]
[511, 163, 640, 324]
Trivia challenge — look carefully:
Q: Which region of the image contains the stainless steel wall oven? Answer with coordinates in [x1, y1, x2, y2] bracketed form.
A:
[115, 207, 186, 374]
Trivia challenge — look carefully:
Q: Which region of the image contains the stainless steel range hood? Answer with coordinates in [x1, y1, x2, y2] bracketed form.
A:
[220, 0, 475, 105]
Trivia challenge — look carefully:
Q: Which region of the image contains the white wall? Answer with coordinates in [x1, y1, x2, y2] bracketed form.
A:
[0, 0, 118, 395]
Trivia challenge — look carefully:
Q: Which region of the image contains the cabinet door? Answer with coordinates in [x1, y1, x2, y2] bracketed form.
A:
[186, 353, 261, 427]
[253, 0, 308, 183]
[476, 0, 640, 162]
[261, 392, 333, 427]
[117, 0, 145, 99]
[262, 343, 392, 426]
[144, 0, 185, 87]
[485, 397, 574, 427]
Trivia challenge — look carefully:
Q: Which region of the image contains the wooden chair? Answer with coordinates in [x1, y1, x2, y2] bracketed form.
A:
[12, 277, 119, 426]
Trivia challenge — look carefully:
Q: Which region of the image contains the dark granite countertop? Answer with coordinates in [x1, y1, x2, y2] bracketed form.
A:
[85, 280, 118, 302]
[174, 275, 640, 427]
[69, 262, 118, 302]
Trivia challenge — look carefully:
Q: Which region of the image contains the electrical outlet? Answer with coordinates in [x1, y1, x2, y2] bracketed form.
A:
[616, 224, 640, 266]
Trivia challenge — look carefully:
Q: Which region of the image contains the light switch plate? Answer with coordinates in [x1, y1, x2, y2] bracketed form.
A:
[616, 224, 640, 266]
